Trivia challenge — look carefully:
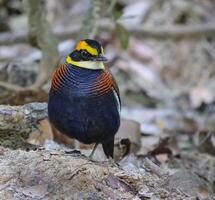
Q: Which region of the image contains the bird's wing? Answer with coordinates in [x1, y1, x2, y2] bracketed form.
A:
[91, 69, 121, 112]
[111, 75, 121, 111]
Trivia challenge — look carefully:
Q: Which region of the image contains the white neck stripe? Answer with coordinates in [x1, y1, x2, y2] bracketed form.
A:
[68, 60, 105, 70]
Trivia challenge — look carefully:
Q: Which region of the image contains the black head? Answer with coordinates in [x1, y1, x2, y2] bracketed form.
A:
[68, 39, 107, 62]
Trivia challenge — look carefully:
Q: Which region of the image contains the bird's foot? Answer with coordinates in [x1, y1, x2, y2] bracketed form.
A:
[87, 155, 101, 164]
[65, 149, 85, 158]
[107, 157, 119, 168]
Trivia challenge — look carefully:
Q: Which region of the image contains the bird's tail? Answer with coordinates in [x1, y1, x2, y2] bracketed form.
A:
[102, 137, 114, 158]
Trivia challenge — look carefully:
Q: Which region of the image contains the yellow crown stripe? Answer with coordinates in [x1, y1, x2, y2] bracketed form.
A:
[85, 45, 98, 55]
[76, 41, 98, 55]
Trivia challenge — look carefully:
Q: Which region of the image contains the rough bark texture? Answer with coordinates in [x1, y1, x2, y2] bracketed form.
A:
[0, 149, 138, 199]
[0, 148, 186, 200]
[0, 148, 214, 199]
[0, 103, 47, 149]
[0, 102, 214, 199]
[0, 102, 47, 132]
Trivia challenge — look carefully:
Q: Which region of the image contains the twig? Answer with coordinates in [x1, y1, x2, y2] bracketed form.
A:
[23, 0, 59, 91]
[0, 80, 48, 92]
[0, 31, 28, 45]
[0, 81, 26, 92]
[0, 26, 80, 45]
[1, 21, 215, 45]
[130, 23, 215, 39]
[144, 158, 168, 178]
[93, 179, 133, 200]
[68, 162, 91, 180]
[77, 0, 101, 40]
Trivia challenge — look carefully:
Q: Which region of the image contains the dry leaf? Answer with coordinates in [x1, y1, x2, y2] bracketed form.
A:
[106, 174, 135, 193]
[114, 119, 141, 160]
[0, 147, 4, 156]
[129, 38, 157, 63]
[197, 187, 209, 199]
[190, 87, 214, 108]
[137, 136, 160, 156]
[119, 0, 151, 29]
[155, 154, 169, 163]
[27, 119, 53, 145]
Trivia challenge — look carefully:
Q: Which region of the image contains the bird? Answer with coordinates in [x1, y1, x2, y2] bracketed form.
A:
[48, 39, 121, 159]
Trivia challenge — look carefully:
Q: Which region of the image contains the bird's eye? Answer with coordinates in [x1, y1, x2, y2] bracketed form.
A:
[81, 50, 88, 59]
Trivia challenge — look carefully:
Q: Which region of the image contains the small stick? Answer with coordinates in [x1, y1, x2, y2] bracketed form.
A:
[144, 158, 168, 178]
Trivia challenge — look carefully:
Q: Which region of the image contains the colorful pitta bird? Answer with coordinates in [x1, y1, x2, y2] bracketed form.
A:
[48, 39, 121, 158]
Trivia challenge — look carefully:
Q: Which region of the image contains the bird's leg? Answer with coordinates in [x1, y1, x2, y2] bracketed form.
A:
[89, 143, 99, 159]
[108, 157, 119, 168]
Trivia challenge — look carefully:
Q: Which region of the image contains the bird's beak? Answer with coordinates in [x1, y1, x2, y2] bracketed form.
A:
[94, 55, 108, 62]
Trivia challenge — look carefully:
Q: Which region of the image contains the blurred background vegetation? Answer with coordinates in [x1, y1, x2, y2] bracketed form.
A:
[0, 0, 215, 197]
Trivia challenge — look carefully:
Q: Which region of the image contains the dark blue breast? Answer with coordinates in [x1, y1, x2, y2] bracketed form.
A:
[48, 65, 120, 144]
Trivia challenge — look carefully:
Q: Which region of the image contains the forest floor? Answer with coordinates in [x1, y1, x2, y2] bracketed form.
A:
[0, 0, 215, 199]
